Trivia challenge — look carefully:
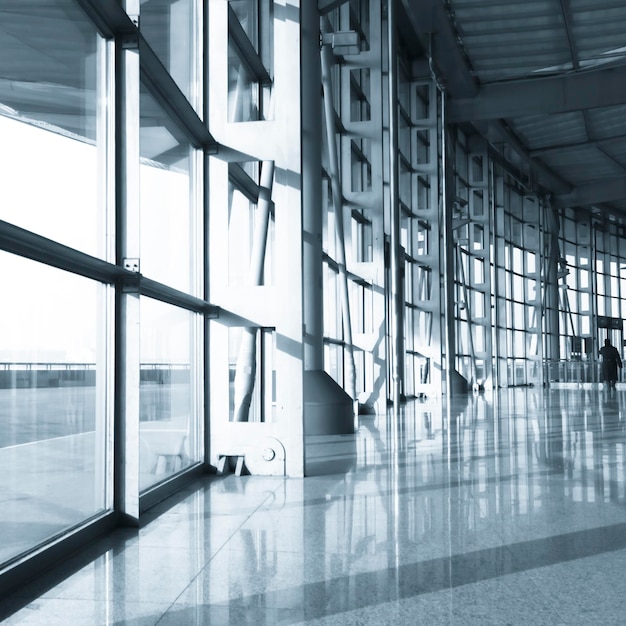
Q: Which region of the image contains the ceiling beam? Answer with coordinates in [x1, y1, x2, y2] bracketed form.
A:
[487, 121, 572, 194]
[555, 176, 626, 208]
[449, 63, 626, 123]
[401, 0, 478, 98]
[530, 133, 626, 157]
[318, 0, 348, 15]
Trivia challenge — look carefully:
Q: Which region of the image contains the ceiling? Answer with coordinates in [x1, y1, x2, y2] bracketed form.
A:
[402, 0, 626, 223]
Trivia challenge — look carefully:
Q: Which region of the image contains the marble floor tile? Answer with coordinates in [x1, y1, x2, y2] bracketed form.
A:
[4, 388, 626, 625]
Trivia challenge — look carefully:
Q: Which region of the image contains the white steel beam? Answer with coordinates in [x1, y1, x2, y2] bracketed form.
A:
[318, 0, 348, 15]
[556, 175, 626, 208]
[401, 0, 478, 98]
[449, 64, 626, 123]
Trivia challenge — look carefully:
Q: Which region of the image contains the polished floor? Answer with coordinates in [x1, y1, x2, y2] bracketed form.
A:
[3, 386, 626, 624]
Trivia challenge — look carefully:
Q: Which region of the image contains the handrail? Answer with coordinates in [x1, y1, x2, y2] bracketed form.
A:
[543, 359, 602, 384]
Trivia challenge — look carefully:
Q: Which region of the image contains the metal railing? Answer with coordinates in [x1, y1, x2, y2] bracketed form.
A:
[544, 360, 602, 384]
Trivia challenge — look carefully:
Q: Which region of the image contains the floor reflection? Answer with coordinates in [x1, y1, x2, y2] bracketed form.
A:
[5, 387, 626, 624]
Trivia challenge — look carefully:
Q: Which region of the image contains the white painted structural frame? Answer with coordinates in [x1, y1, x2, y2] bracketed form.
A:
[410, 78, 445, 395]
[208, 0, 305, 477]
[321, 2, 388, 411]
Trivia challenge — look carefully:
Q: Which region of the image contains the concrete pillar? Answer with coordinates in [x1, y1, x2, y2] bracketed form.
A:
[302, 1, 353, 436]
[301, 0, 324, 372]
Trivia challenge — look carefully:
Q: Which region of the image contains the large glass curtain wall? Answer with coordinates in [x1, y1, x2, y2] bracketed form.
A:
[0, 0, 207, 577]
[450, 137, 545, 391]
[491, 170, 543, 388]
[556, 210, 626, 383]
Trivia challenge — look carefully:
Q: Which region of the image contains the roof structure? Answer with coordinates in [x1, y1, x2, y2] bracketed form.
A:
[402, 0, 626, 219]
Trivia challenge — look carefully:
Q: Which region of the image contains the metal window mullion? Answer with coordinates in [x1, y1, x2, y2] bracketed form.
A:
[139, 37, 215, 150]
[115, 26, 141, 523]
[0, 220, 126, 284]
[228, 5, 272, 86]
[229, 163, 260, 203]
[321, 20, 357, 404]
[74, 0, 137, 39]
[97, 35, 116, 512]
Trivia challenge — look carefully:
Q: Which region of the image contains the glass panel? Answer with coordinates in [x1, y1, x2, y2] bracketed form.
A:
[474, 325, 485, 352]
[580, 292, 590, 313]
[140, 298, 200, 492]
[0, 4, 106, 257]
[473, 257, 484, 284]
[140, 85, 197, 294]
[228, 327, 275, 423]
[140, 0, 200, 108]
[580, 269, 589, 289]
[512, 274, 523, 300]
[581, 316, 590, 335]
[228, 177, 274, 287]
[325, 343, 344, 388]
[324, 264, 340, 339]
[230, 0, 258, 47]
[0, 252, 110, 565]
[228, 41, 258, 122]
[473, 290, 485, 318]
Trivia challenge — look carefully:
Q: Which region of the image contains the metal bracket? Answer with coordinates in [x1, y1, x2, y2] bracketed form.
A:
[321, 30, 360, 55]
[123, 258, 140, 273]
[205, 140, 219, 156]
[121, 258, 141, 294]
[206, 305, 220, 319]
[121, 32, 140, 50]
[121, 16, 140, 51]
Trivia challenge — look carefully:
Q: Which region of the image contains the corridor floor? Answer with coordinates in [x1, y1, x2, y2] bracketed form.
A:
[2, 386, 626, 624]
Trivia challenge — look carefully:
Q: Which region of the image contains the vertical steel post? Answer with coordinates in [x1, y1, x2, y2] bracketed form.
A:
[387, 0, 404, 411]
[441, 91, 455, 398]
[545, 198, 561, 365]
[489, 159, 501, 389]
[115, 0, 141, 523]
[320, 22, 357, 404]
[302, 0, 324, 373]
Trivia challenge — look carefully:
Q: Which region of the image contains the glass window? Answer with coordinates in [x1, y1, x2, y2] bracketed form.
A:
[140, 85, 198, 294]
[323, 264, 340, 339]
[324, 343, 344, 388]
[228, 40, 259, 122]
[140, 0, 200, 108]
[473, 257, 485, 284]
[473, 290, 485, 318]
[472, 224, 484, 251]
[0, 252, 111, 565]
[581, 316, 590, 335]
[0, 4, 108, 258]
[526, 279, 537, 302]
[580, 269, 589, 289]
[228, 327, 275, 423]
[228, 174, 274, 287]
[474, 325, 485, 352]
[230, 0, 259, 46]
[580, 292, 590, 313]
[139, 298, 201, 492]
